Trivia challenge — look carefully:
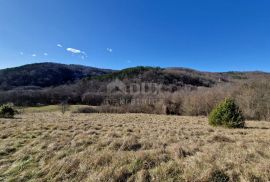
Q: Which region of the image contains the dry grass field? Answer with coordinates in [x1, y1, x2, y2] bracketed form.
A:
[0, 112, 269, 182]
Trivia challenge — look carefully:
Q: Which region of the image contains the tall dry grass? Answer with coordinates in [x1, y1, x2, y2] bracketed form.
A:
[0, 112, 269, 181]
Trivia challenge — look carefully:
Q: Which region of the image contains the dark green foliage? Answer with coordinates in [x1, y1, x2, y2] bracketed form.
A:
[209, 99, 245, 128]
[90, 66, 216, 88]
[91, 66, 162, 81]
[0, 104, 16, 118]
[209, 169, 230, 182]
[73, 106, 98, 113]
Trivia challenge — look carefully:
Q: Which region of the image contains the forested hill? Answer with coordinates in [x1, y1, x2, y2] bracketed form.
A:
[0, 62, 113, 90]
[89, 66, 270, 88]
[0, 62, 270, 91]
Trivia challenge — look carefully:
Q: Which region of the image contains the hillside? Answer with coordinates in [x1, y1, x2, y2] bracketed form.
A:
[0, 63, 270, 120]
[89, 66, 270, 88]
[90, 66, 217, 88]
[0, 63, 113, 90]
[1, 63, 269, 91]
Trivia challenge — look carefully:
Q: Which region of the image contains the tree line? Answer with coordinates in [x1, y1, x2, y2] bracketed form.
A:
[0, 79, 269, 121]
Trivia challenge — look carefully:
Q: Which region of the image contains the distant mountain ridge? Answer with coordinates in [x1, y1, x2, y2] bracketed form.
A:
[88, 66, 270, 89]
[0, 62, 113, 90]
[0, 62, 270, 91]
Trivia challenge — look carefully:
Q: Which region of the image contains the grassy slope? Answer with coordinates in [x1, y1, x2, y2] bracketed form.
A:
[0, 112, 269, 181]
[21, 105, 88, 113]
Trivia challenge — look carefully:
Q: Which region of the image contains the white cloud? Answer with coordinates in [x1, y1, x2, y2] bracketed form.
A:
[20, 52, 24, 55]
[32, 54, 36, 57]
[66, 48, 82, 54]
[106, 48, 113, 53]
[66, 48, 87, 59]
[55, 44, 88, 59]
[44, 53, 48, 56]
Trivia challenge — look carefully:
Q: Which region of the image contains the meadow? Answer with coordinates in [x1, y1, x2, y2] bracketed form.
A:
[0, 109, 269, 181]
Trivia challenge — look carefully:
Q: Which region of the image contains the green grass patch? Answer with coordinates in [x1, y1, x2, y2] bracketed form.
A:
[21, 105, 90, 113]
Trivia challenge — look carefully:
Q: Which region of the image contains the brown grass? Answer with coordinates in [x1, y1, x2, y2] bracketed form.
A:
[0, 112, 269, 181]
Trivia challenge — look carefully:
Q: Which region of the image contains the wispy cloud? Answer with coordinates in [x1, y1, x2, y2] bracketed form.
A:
[66, 47, 87, 60]
[56, 43, 87, 60]
[106, 48, 113, 53]
[44, 53, 48, 56]
[20, 52, 24, 55]
[66, 48, 82, 54]
[32, 54, 37, 57]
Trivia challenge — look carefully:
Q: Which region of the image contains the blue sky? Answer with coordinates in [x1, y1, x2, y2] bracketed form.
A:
[0, 0, 270, 71]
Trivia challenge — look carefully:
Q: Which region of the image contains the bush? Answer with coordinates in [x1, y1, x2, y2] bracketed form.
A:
[209, 99, 245, 128]
[164, 100, 182, 115]
[0, 104, 16, 118]
[208, 169, 230, 182]
[73, 106, 98, 113]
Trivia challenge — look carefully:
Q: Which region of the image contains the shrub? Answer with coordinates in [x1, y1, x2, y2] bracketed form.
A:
[164, 95, 183, 115]
[60, 101, 70, 114]
[73, 106, 98, 113]
[0, 104, 16, 118]
[208, 169, 230, 182]
[209, 99, 245, 128]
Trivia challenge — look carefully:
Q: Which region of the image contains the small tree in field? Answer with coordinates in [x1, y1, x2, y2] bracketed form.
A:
[60, 100, 70, 114]
[209, 99, 245, 128]
[0, 104, 16, 118]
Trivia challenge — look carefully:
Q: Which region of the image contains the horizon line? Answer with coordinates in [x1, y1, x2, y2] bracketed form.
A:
[0, 61, 269, 74]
